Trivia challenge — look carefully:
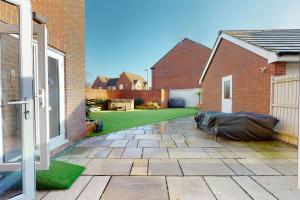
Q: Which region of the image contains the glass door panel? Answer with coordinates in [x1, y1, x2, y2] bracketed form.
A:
[0, 33, 23, 200]
[48, 57, 60, 139]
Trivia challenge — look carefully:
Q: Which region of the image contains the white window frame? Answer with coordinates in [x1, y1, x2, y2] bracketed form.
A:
[119, 84, 124, 90]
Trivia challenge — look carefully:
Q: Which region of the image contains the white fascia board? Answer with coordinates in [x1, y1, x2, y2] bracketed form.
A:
[269, 55, 300, 63]
[199, 33, 278, 83]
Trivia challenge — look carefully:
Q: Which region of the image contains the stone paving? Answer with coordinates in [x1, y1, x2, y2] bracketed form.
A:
[38, 116, 300, 200]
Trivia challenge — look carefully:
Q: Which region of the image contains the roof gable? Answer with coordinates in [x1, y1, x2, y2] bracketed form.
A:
[199, 29, 300, 83]
[151, 38, 211, 70]
[122, 72, 145, 84]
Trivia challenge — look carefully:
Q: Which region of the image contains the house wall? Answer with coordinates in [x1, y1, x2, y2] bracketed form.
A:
[92, 77, 108, 89]
[201, 39, 286, 114]
[0, 0, 86, 150]
[116, 73, 133, 90]
[151, 39, 211, 90]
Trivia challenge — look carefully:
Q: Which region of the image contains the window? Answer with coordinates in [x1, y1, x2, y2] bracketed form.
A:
[223, 80, 231, 99]
[119, 84, 123, 90]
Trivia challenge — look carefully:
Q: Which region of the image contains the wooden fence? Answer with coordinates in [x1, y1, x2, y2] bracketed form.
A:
[270, 73, 299, 145]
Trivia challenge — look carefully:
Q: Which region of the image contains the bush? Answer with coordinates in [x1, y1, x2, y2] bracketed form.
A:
[168, 97, 185, 108]
[134, 98, 144, 106]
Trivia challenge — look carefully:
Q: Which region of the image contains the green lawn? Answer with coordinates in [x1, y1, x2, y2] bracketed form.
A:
[89, 108, 198, 136]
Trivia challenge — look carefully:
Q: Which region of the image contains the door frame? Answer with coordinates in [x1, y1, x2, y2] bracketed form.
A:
[221, 75, 232, 113]
[47, 49, 66, 150]
[0, 0, 35, 199]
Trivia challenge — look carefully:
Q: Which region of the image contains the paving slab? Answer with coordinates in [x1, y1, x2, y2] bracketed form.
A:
[261, 159, 297, 175]
[107, 148, 125, 158]
[36, 191, 49, 200]
[132, 130, 145, 135]
[138, 139, 160, 147]
[76, 135, 107, 147]
[122, 148, 143, 158]
[204, 148, 225, 158]
[124, 134, 134, 140]
[204, 176, 252, 200]
[222, 159, 254, 175]
[134, 134, 161, 140]
[186, 138, 223, 147]
[126, 139, 139, 147]
[101, 176, 169, 200]
[253, 176, 300, 200]
[77, 176, 110, 200]
[159, 140, 176, 147]
[167, 177, 216, 200]
[130, 167, 148, 176]
[168, 148, 209, 158]
[179, 159, 235, 175]
[133, 159, 148, 167]
[148, 159, 182, 175]
[233, 176, 276, 200]
[88, 147, 112, 159]
[84, 159, 133, 175]
[109, 139, 129, 147]
[229, 147, 266, 158]
[237, 158, 281, 175]
[43, 176, 92, 200]
[176, 143, 188, 147]
[55, 157, 91, 166]
[216, 147, 240, 158]
[62, 147, 94, 158]
[142, 148, 169, 158]
[105, 133, 125, 140]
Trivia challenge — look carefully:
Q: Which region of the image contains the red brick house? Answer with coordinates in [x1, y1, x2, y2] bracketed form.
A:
[92, 76, 110, 89]
[116, 72, 147, 90]
[151, 38, 211, 90]
[200, 29, 300, 114]
[0, 0, 86, 156]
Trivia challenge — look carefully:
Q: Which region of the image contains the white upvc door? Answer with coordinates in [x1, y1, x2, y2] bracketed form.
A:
[222, 75, 232, 113]
[0, 0, 35, 199]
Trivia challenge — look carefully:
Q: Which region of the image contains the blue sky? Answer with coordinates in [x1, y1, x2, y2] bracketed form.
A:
[86, 0, 300, 85]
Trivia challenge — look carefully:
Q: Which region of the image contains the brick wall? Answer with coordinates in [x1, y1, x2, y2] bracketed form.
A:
[86, 89, 169, 108]
[63, 0, 86, 142]
[151, 38, 211, 89]
[201, 39, 286, 114]
[0, 1, 86, 147]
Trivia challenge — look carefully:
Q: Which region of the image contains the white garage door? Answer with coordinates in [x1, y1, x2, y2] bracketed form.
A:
[169, 88, 200, 107]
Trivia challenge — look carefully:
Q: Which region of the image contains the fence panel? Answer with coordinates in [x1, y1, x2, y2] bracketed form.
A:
[271, 73, 299, 144]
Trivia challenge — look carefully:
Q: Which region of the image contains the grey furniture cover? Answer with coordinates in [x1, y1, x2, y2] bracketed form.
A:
[195, 111, 279, 141]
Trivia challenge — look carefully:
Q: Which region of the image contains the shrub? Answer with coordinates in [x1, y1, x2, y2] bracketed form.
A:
[134, 98, 144, 106]
[168, 97, 185, 108]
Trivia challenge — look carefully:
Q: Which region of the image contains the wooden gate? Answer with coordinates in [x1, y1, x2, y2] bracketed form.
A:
[270, 73, 299, 145]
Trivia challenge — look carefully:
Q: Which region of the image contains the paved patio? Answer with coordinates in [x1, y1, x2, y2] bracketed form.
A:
[38, 116, 299, 200]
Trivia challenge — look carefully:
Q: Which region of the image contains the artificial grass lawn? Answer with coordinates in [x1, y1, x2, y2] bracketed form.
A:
[36, 160, 85, 190]
[89, 108, 198, 136]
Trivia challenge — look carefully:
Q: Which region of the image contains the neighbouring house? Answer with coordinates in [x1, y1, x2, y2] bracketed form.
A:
[0, 0, 86, 155]
[116, 72, 147, 90]
[199, 29, 300, 143]
[107, 78, 119, 90]
[151, 38, 211, 107]
[92, 76, 110, 89]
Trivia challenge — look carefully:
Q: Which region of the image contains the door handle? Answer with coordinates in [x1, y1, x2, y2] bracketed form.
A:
[7, 98, 30, 119]
[7, 100, 28, 105]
